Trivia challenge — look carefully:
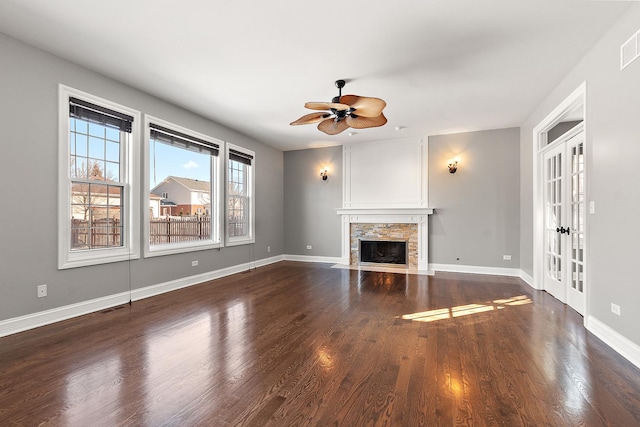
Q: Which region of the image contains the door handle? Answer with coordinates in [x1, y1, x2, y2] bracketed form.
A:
[556, 226, 571, 235]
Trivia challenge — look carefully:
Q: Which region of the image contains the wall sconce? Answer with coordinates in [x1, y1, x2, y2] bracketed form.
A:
[320, 167, 328, 181]
[448, 158, 459, 174]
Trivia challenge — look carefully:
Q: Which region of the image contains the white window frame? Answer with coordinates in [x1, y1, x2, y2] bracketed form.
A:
[144, 115, 223, 257]
[58, 85, 141, 269]
[225, 143, 255, 246]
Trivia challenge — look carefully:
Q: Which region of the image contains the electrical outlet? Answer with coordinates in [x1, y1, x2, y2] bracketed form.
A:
[267, 245, 271, 253]
[306, 245, 312, 250]
[611, 303, 621, 316]
[37, 284, 47, 298]
[589, 201, 595, 214]
[503, 255, 512, 261]
[192, 260, 198, 267]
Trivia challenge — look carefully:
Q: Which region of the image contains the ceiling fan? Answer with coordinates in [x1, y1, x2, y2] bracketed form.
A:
[290, 80, 387, 135]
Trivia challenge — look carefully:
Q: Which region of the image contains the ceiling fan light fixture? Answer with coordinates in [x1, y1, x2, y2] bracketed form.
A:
[291, 80, 387, 135]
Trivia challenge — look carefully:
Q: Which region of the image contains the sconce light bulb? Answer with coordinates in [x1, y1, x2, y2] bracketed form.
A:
[448, 159, 459, 174]
[320, 168, 328, 181]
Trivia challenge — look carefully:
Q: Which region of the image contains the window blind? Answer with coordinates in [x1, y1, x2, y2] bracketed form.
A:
[150, 123, 219, 156]
[229, 149, 253, 165]
[69, 97, 133, 133]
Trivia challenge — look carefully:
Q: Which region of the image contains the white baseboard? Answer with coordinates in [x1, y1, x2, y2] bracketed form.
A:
[130, 255, 284, 302]
[0, 255, 284, 338]
[519, 270, 535, 287]
[283, 254, 343, 264]
[586, 316, 640, 370]
[430, 263, 522, 278]
[0, 291, 131, 338]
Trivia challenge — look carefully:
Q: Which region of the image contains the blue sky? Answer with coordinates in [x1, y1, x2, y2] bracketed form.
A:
[149, 140, 211, 189]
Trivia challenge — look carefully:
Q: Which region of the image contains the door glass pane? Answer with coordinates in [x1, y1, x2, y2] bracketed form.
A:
[578, 264, 584, 292]
[578, 234, 584, 262]
[557, 153, 562, 178]
[556, 179, 561, 204]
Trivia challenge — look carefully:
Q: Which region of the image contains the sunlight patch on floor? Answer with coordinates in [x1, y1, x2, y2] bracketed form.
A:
[399, 295, 532, 323]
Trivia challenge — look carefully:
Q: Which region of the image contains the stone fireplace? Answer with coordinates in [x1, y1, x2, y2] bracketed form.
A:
[337, 208, 434, 273]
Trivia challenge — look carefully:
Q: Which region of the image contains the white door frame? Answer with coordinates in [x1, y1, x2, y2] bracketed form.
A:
[532, 82, 588, 320]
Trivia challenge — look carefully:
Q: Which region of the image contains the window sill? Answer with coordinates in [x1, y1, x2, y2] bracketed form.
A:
[59, 248, 140, 270]
[145, 240, 223, 258]
[225, 237, 255, 247]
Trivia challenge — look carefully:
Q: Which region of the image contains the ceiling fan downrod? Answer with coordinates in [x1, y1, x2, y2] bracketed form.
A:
[331, 80, 356, 121]
[332, 79, 346, 103]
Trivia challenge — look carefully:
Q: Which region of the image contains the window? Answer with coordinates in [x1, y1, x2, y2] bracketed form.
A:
[145, 116, 222, 256]
[58, 86, 140, 269]
[226, 143, 255, 246]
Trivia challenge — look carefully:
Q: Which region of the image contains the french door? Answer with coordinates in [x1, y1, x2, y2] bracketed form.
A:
[543, 130, 585, 315]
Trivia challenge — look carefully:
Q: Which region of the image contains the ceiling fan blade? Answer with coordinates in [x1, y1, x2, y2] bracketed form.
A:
[290, 112, 332, 126]
[305, 101, 351, 111]
[339, 95, 386, 118]
[317, 118, 349, 135]
[346, 113, 388, 129]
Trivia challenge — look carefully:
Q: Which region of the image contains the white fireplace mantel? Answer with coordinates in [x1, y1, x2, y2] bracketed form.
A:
[336, 208, 434, 217]
[337, 207, 435, 274]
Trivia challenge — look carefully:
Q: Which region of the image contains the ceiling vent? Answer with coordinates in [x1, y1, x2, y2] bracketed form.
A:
[621, 28, 640, 70]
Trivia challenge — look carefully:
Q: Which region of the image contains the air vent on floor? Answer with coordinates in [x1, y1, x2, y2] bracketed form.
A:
[101, 305, 126, 313]
[621, 28, 640, 70]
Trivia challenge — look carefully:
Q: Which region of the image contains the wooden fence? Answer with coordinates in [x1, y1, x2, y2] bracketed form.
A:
[71, 218, 121, 249]
[71, 216, 211, 249]
[149, 215, 211, 245]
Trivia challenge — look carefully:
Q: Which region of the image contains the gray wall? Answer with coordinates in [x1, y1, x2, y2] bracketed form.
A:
[0, 33, 284, 321]
[283, 146, 342, 257]
[520, 4, 640, 344]
[429, 128, 520, 268]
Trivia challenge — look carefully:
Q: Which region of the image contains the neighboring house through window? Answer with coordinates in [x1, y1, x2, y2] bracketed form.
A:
[145, 117, 222, 256]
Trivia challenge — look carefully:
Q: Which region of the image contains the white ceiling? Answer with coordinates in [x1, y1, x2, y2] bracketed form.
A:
[0, 1, 631, 151]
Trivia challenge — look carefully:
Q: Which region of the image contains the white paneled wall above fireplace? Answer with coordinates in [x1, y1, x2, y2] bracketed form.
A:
[342, 138, 428, 209]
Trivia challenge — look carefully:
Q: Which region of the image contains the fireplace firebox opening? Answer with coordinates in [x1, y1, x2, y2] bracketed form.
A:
[359, 239, 408, 267]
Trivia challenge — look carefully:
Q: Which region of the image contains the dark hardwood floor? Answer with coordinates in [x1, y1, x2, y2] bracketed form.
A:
[1, 261, 640, 426]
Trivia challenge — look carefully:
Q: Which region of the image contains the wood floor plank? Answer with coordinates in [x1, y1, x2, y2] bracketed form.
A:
[1, 262, 640, 426]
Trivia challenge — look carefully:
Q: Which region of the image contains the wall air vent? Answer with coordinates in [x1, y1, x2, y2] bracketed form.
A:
[621, 28, 640, 70]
